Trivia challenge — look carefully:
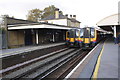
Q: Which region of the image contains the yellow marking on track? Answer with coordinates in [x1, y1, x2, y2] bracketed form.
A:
[92, 42, 105, 80]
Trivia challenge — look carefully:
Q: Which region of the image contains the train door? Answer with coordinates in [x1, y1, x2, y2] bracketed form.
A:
[25, 30, 33, 45]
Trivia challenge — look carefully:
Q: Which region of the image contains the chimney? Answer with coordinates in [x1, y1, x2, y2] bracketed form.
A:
[55, 8, 59, 19]
[70, 15, 72, 19]
[59, 11, 62, 14]
[65, 14, 68, 18]
[73, 15, 76, 19]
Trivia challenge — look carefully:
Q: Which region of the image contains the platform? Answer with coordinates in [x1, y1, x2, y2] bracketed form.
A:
[66, 38, 119, 79]
[96, 39, 118, 78]
[0, 42, 65, 58]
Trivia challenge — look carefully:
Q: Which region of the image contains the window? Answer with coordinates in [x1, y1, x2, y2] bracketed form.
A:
[90, 28, 95, 38]
[80, 29, 84, 38]
[69, 29, 75, 38]
[84, 28, 90, 38]
[76, 30, 79, 38]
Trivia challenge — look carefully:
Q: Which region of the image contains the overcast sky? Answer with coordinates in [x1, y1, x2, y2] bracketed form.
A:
[0, 0, 119, 27]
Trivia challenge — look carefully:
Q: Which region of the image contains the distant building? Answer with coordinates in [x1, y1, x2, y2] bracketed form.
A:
[39, 8, 81, 28]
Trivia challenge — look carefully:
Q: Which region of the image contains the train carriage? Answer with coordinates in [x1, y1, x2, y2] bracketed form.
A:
[66, 28, 80, 47]
[66, 27, 105, 49]
[79, 27, 97, 49]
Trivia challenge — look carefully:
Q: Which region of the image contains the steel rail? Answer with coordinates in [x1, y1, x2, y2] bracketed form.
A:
[1, 48, 69, 77]
[12, 48, 78, 79]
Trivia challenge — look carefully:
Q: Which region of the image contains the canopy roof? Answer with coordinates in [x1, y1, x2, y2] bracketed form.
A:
[97, 14, 120, 26]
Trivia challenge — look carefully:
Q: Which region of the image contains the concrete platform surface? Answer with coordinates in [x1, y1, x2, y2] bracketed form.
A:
[97, 39, 118, 78]
[79, 38, 119, 79]
[66, 38, 119, 79]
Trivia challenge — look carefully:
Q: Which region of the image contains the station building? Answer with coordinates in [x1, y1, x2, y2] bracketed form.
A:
[0, 9, 81, 49]
[39, 8, 80, 28]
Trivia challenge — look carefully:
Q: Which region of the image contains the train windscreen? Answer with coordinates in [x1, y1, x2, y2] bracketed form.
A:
[90, 28, 95, 38]
[69, 29, 79, 38]
[84, 28, 90, 38]
[69, 29, 76, 38]
[80, 29, 84, 38]
[76, 30, 79, 38]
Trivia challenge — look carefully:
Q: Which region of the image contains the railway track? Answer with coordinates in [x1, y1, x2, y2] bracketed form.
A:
[2, 44, 66, 69]
[32, 48, 83, 80]
[11, 48, 77, 79]
[1, 47, 68, 76]
[2, 47, 92, 80]
[2, 48, 76, 79]
[43, 50, 89, 80]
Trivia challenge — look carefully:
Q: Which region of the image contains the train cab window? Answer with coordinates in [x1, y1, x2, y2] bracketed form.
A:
[76, 30, 79, 38]
[84, 28, 90, 38]
[80, 29, 84, 38]
[69, 29, 76, 38]
[90, 28, 95, 38]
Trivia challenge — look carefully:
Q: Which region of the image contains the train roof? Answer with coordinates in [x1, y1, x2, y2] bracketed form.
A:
[81, 27, 112, 34]
[68, 27, 112, 34]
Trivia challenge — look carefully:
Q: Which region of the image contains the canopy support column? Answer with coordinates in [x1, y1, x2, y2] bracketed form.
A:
[114, 25, 116, 38]
[36, 30, 39, 45]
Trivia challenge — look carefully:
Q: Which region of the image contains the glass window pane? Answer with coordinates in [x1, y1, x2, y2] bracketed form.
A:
[91, 28, 95, 38]
[80, 29, 84, 38]
[76, 30, 79, 38]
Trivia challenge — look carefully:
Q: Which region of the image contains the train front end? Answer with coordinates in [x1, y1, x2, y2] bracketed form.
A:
[79, 27, 97, 49]
[66, 29, 80, 47]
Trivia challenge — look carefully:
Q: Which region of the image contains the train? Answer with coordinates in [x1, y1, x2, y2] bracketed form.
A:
[66, 27, 106, 49]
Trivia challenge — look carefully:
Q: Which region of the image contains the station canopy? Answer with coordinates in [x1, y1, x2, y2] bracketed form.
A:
[96, 14, 120, 32]
[5, 17, 73, 30]
[8, 23, 73, 30]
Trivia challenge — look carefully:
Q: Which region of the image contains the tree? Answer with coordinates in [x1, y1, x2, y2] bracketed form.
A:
[27, 8, 42, 22]
[42, 5, 63, 19]
[27, 5, 63, 22]
[41, 5, 56, 19]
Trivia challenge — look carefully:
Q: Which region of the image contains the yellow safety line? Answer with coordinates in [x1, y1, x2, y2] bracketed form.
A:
[92, 42, 105, 80]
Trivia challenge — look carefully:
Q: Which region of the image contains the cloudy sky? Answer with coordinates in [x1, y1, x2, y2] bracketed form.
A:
[0, 0, 119, 27]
